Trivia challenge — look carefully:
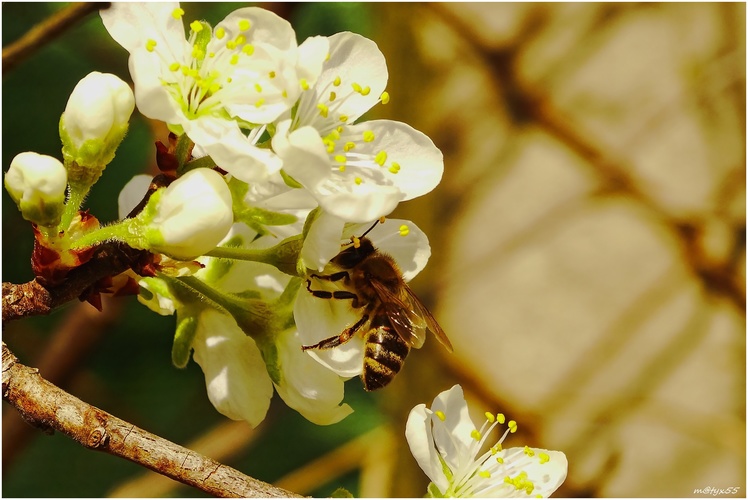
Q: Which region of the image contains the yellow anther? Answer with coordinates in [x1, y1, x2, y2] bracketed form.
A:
[338, 165, 346, 172]
[209, 83, 220, 94]
[254, 98, 265, 108]
[329, 91, 337, 101]
[230, 54, 239, 65]
[360, 85, 371, 96]
[508, 420, 518, 433]
[363, 131, 375, 142]
[339, 114, 349, 123]
[227, 77, 233, 83]
[399, 225, 410, 236]
[180, 65, 190, 76]
[282, 89, 288, 98]
[191, 46, 204, 60]
[145, 39, 157, 52]
[470, 429, 482, 441]
[485, 412, 495, 423]
[333, 76, 341, 86]
[434, 410, 446, 421]
[334, 155, 347, 164]
[493, 443, 502, 452]
[300, 78, 310, 91]
[379, 216, 386, 224]
[235, 34, 246, 45]
[539, 453, 550, 464]
[171, 8, 184, 19]
[496, 456, 504, 464]
[388, 162, 401, 174]
[352, 82, 362, 93]
[327, 129, 341, 141]
[479, 470, 491, 479]
[238, 19, 251, 31]
[208, 52, 215, 58]
[343, 142, 356, 152]
[269, 71, 276, 79]
[497, 413, 506, 424]
[324, 140, 335, 154]
[317, 103, 329, 118]
[189, 20, 203, 32]
[242, 44, 255, 55]
[169, 62, 180, 72]
[336, 126, 344, 134]
[354, 177, 363, 185]
[325, 52, 330, 61]
[254, 83, 263, 93]
[375, 151, 387, 166]
[216, 27, 226, 39]
[524, 446, 534, 457]
[380, 91, 390, 104]
[226, 40, 237, 50]
[352, 236, 361, 248]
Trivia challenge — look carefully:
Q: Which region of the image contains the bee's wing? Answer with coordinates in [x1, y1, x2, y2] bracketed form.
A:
[370, 279, 453, 352]
[404, 286, 453, 353]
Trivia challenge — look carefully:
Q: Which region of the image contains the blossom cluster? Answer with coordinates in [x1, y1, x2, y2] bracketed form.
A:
[97, 3, 444, 427]
[4, 4, 569, 496]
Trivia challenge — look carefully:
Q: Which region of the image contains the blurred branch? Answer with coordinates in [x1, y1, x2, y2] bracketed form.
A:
[2, 2, 111, 75]
[274, 426, 393, 496]
[428, 2, 745, 314]
[2, 342, 300, 498]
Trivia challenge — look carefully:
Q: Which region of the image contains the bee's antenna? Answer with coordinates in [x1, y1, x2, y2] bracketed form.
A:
[360, 216, 385, 239]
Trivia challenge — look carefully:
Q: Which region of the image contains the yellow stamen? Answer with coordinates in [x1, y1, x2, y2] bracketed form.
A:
[189, 20, 203, 32]
[230, 54, 239, 65]
[269, 71, 276, 78]
[300, 78, 310, 91]
[254, 98, 265, 108]
[539, 453, 550, 464]
[171, 8, 184, 19]
[363, 131, 375, 142]
[485, 412, 495, 423]
[238, 19, 251, 31]
[479, 470, 491, 478]
[471, 429, 482, 441]
[254, 83, 263, 93]
[145, 39, 157, 52]
[496, 456, 504, 464]
[169, 62, 180, 72]
[380, 91, 390, 104]
[399, 225, 409, 237]
[374, 151, 387, 166]
[333, 76, 342, 86]
[508, 420, 518, 433]
[216, 27, 226, 39]
[354, 177, 362, 185]
[497, 413, 506, 424]
[242, 44, 255, 55]
[334, 155, 346, 164]
[344, 142, 356, 152]
[434, 410, 446, 421]
[317, 103, 329, 118]
[523, 446, 534, 457]
[329, 91, 337, 101]
[388, 162, 400, 174]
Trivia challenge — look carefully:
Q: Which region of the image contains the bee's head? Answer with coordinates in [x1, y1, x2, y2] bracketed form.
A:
[334, 236, 375, 269]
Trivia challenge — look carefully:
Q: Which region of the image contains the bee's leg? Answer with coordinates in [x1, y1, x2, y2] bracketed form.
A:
[306, 278, 362, 308]
[301, 314, 369, 351]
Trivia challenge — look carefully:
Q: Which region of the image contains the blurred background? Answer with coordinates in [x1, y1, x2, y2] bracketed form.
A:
[2, 2, 745, 497]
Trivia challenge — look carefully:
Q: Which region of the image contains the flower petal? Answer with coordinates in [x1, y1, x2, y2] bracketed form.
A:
[183, 117, 282, 183]
[274, 329, 353, 425]
[100, 2, 186, 56]
[301, 211, 346, 272]
[191, 309, 273, 427]
[430, 385, 478, 474]
[343, 120, 444, 201]
[294, 284, 364, 378]
[406, 404, 450, 493]
[118, 174, 153, 219]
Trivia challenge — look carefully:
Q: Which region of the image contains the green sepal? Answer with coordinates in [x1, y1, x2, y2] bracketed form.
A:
[174, 134, 194, 171]
[279, 169, 303, 189]
[60, 114, 128, 187]
[302, 206, 321, 240]
[426, 482, 444, 498]
[256, 338, 281, 385]
[172, 308, 199, 368]
[330, 487, 354, 498]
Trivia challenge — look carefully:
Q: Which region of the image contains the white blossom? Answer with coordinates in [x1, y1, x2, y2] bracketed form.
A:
[406, 385, 568, 498]
[4, 152, 67, 226]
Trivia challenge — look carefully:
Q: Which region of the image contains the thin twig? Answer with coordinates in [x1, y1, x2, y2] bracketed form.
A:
[2, 3, 111, 75]
[2, 342, 300, 498]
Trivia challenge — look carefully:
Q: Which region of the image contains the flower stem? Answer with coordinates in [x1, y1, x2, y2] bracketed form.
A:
[206, 234, 304, 277]
[58, 183, 89, 231]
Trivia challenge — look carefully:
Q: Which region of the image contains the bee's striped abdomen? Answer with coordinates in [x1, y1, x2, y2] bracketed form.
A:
[362, 324, 411, 391]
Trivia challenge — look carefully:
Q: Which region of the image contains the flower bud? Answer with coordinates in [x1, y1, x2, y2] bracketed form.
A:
[4, 152, 67, 226]
[143, 169, 234, 260]
[60, 71, 135, 186]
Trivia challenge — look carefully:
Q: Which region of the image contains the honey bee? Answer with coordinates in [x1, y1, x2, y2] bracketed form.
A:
[301, 221, 453, 391]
